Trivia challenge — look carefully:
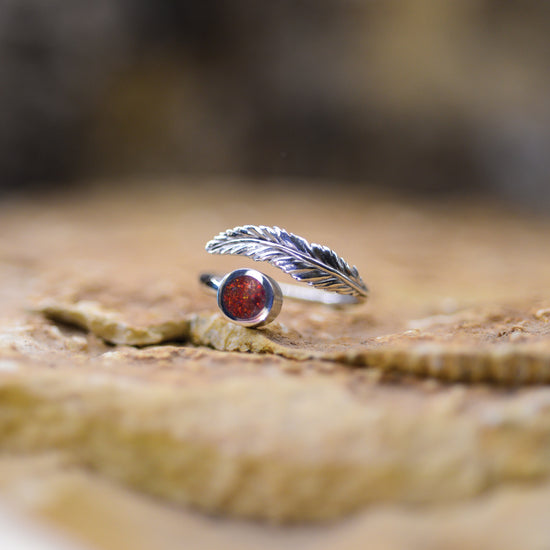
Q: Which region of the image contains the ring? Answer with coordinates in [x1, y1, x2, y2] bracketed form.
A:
[200, 225, 369, 328]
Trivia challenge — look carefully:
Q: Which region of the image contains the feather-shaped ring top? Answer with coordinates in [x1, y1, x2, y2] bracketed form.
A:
[200, 225, 369, 327]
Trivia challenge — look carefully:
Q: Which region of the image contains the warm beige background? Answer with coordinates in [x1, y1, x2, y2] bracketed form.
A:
[1, 180, 550, 548]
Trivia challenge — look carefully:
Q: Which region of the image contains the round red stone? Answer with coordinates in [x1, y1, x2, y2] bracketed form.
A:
[221, 275, 267, 320]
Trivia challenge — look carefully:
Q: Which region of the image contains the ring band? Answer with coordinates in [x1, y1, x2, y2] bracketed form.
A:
[200, 225, 368, 327]
[200, 273, 360, 306]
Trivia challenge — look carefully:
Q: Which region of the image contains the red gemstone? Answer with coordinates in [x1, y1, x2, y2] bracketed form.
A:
[221, 275, 267, 320]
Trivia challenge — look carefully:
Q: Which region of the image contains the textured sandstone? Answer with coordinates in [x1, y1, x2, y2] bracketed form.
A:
[1, 182, 550, 546]
[38, 299, 550, 383]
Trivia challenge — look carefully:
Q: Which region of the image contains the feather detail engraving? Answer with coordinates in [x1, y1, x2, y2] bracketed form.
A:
[205, 225, 368, 300]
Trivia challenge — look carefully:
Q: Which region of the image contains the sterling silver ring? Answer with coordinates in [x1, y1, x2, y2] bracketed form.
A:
[200, 225, 369, 328]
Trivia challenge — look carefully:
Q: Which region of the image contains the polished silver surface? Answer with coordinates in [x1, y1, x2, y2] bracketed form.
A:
[214, 268, 282, 328]
[205, 225, 368, 302]
[201, 273, 358, 306]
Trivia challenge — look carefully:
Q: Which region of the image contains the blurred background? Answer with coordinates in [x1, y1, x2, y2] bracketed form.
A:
[1, 0, 549, 208]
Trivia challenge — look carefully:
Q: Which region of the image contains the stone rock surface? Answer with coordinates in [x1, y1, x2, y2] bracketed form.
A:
[1, 181, 550, 547]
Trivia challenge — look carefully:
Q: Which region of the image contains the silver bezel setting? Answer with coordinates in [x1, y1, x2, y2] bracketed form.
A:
[217, 268, 282, 328]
